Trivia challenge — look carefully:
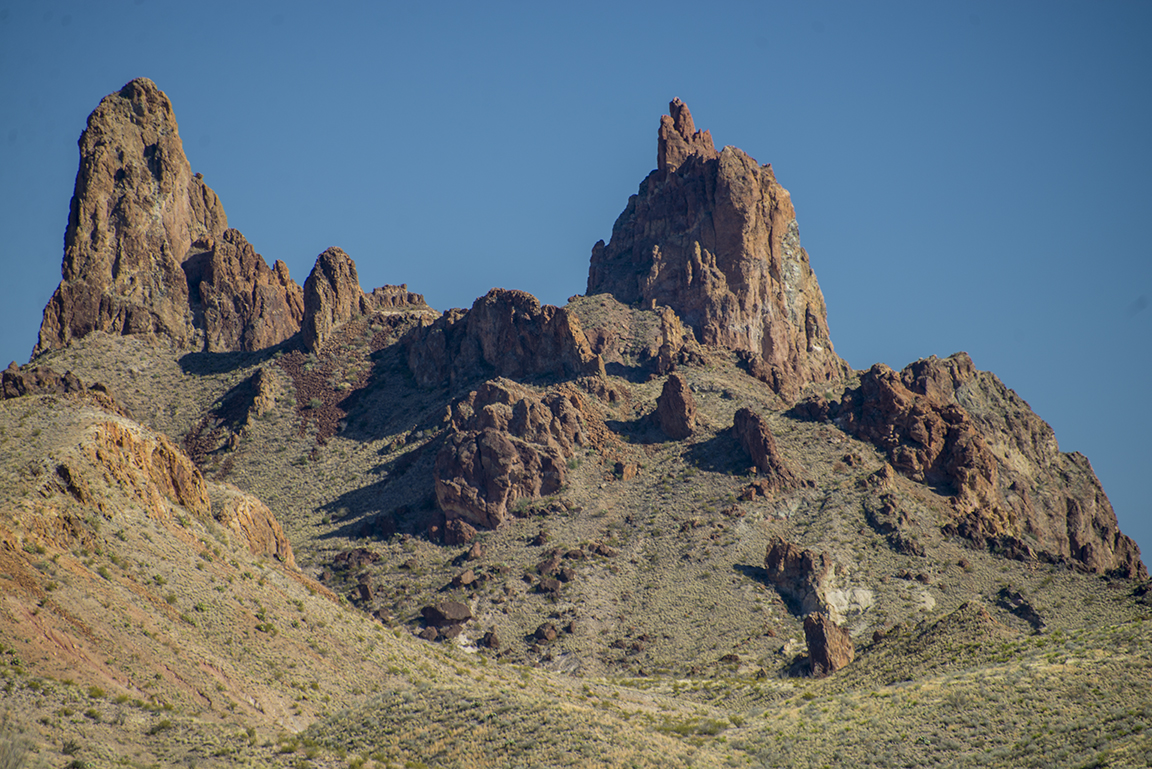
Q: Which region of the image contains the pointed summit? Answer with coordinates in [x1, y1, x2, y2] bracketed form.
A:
[657, 98, 717, 173]
[588, 99, 848, 400]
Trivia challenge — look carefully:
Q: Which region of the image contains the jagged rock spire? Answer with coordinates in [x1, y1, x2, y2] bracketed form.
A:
[588, 99, 849, 400]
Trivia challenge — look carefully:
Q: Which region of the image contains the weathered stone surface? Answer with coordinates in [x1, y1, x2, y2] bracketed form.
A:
[444, 518, 478, 546]
[804, 613, 854, 677]
[301, 247, 366, 352]
[655, 373, 697, 440]
[421, 601, 473, 627]
[828, 353, 1144, 578]
[190, 228, 304, 352]
[408, 288, 603, 388]
[434, 379, 587, 529]
[2, 363, 86, 399]
[587, 99, 849, 400]
[654, 306, 705, 374]
[35, 79, 228, 355]
[211, 483, 296, 568]
[733, 408, 798, 491]
[764, 535, 835, 617]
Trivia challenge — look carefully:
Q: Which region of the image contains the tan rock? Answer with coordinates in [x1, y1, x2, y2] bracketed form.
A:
[210, 483, 296, 568]
[587, 99, 849, 400]
[764, 535, 835, 617]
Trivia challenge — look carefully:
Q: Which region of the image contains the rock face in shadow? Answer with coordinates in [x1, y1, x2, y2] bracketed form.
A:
[587, 98, 849, 400]
[825, 352, 1144, 578]
[655, 373, 697, 440]
[407, 288, 603, 389]
[804, 613, 854, 677]
[733, 408, 799, 491]
[434, 379, 587, 529]
[34, 78, 307, 356]
[191, 228, 304, 352]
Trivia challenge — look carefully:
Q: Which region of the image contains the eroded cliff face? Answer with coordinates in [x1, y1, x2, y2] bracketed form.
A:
[587, 98, 849, 400]
[34, 78, 304, 356]
[407, 288, 603, 389]
[804, 353, 1144, 578]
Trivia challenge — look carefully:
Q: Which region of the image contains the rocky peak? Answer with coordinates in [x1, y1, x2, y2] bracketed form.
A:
[657, 98, 717, 174]
[301, 247, 367, 352]
[587, 99, 848, 401]
[35, 79, 305, 357]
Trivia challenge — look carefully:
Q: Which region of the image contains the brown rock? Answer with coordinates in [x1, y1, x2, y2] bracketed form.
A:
[614, 461, 639, 481]
[838, 353, 1144, 578]
[2, 363, 86, 400]
[452, 569, 477, 588]
[535, 622, 559, 642]
[804, 613, 854, 676]
[191, 228, 303, 352]
[35, 79, 228, 355]
[481, 629, 500, 650]
[421, 601, 473, 627]
[656, 373, 697, 440]
[434, 379, 587, 529]
[407, 288, 603, 388]
[301, 247, 367, 352]
[764, 535, 836, 617]
[733, 408, 799, 491]
[444, 518, 478, 546]
[587, 99, 849, 400]
[211, 483, 296, 568]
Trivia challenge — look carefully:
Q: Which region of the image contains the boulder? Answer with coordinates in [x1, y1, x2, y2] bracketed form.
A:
[587, 99, 849, 400]
[407, 288, 603, 388]
[733, 408, 798, 491]
[804, 613, 854, 677]
[421, 601, 473, 627]
[655, 373, 697, 440]
[2, 363, 86, 399]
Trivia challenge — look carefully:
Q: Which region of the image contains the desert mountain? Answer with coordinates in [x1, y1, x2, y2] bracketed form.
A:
[1, 83, 1149, 768]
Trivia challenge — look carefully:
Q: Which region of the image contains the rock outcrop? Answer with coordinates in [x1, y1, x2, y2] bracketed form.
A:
[733, 408, 798, 491]
[189, 228, 304, 352]
[301, 247, 367, 352]
[764, 535, 836, 617]
[3, 363, 86, 400]
[587, 98, 849, 400]
[435, 379, 587, 529]
[34, 78, 310, 357]
[655, 373, 697, 440]
[210, 483, 296, 568]
[408, 288, 603, 389]
[804, 613, 854, 677]
[816, 352, 1144, 578]
[35, 79, 226, 354]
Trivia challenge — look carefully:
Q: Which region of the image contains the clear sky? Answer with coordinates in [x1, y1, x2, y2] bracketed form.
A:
[2, 1, 1149, 561]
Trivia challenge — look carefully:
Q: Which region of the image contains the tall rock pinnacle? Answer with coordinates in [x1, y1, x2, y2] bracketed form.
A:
[588, 99, 849, 400]
[35, 78, 302, 356]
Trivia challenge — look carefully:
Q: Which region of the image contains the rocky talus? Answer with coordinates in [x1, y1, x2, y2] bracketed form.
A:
[587, 98, 849, 400]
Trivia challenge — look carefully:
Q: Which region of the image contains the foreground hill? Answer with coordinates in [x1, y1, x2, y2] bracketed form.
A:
[0, 79, 1148, 768]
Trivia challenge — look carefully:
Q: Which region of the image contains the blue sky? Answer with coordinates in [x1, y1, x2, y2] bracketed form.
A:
[2, 1, 1150, 560]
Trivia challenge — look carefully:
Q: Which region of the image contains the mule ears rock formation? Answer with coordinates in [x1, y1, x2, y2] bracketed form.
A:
[35, 78, 302, 356]
[587, 98, 849, 401]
